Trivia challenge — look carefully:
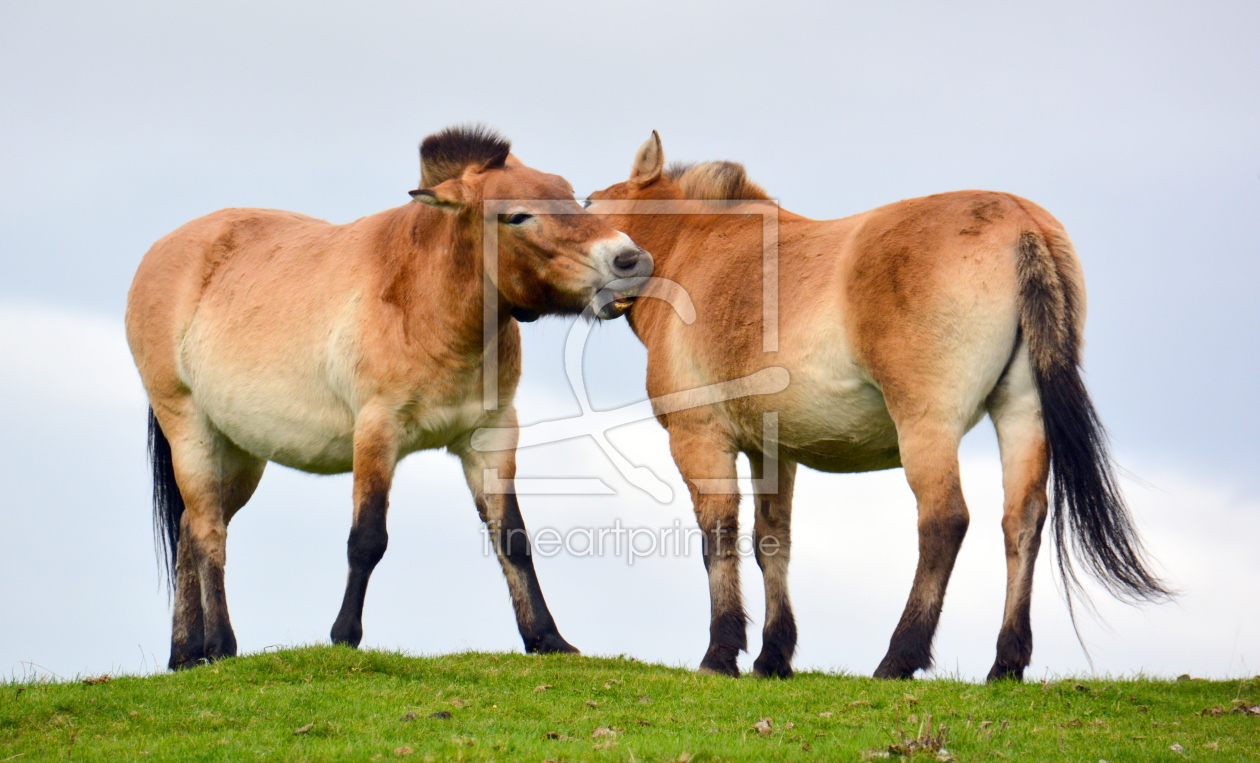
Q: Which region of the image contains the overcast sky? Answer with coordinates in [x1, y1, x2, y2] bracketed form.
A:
[2, 0, 1258, 682]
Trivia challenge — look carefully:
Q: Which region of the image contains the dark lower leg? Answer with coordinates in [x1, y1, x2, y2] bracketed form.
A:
[196, 554, 237, 661]
[987, 496, 1047, 682]
[332, 416, 398, 648]
[671, 434, 744, 677]
[162, 417, 262, 670]
[182, 514, 235, 662]
[751, 455, 796, 678]
[753, 600, 796, 678]
[484, 492, 576, 654]
[331, 492, 389, 647]
[698, 516, 747, 676]
[875, 501, 969, 679]
[168, 524, 206, 670]
[988, 609, 1033, 682]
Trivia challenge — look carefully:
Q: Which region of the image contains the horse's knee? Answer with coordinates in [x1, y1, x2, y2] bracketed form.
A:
[347, 523, 388, 569]
[921, 506, 969, 547]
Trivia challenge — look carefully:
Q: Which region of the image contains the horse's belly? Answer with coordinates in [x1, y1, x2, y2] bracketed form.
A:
[179, 326, 359, 473]
[761, 364, 902, 473]
[194, 375, 358, 473]
[181, 338, 487, 474]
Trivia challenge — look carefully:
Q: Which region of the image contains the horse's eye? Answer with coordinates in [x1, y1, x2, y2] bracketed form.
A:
[503, 212, 533, 226]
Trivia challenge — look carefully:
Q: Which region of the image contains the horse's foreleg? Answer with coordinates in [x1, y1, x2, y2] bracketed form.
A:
[875, 424, 969, 679]
[456, 437, 576, 654]
[672, 431, 745, 677]
[331, 408, 399, 648]
[750, 452, 797, 678]
[986, 360, 1050, 682]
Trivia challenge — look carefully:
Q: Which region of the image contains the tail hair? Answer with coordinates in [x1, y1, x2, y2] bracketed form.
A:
[148, 407, 184, 593]
[1016, 231, 1171, 608]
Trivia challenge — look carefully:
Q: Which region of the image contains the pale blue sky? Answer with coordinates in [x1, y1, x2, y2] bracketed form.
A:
[2, 0, 1258, 680]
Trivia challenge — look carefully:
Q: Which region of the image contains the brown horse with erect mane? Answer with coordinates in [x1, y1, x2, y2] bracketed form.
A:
[588, 132, 1168, 681]
[127, 125, 652, 670]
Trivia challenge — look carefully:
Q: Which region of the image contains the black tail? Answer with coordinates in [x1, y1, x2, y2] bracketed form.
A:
[1016, 231, 1171, 606]
[148, 407, 184, 592]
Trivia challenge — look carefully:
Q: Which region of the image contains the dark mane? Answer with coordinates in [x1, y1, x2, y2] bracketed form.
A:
[419, 124, 512, 187]
[665, 160, 770, 201]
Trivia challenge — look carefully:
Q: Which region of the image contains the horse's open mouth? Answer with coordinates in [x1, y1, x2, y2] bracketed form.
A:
[592, 276, 646, 320]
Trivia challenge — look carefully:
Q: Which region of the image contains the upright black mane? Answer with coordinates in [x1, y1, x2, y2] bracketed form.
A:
[419, 124, 512, 187]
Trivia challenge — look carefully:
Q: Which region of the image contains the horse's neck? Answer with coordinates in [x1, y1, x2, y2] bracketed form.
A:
[622, 213, 694, 276]
[376, 203, 505, 361]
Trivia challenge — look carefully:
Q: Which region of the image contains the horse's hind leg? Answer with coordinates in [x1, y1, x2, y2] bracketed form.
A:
[169, 520, 205, 669]
[874, 420, 969, 679]
[985, 350, 1049, 681]
[749, 451, 797, 678]
[163, 409, 265, 668]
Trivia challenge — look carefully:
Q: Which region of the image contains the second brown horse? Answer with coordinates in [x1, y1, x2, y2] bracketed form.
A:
[589, 132, 1167, 681]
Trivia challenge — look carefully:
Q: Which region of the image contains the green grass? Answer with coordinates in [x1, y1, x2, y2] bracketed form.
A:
[2, 646, 1257, 761]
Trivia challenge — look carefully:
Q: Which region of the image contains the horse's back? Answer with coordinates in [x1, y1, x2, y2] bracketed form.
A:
[128, 208, 332, 332]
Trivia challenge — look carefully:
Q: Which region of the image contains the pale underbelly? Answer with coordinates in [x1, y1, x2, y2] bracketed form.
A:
[775, 411, 903, 473]
[198, 389, 489, 474]
[742, 372, 904, 473]
[185, 363, 485, 474]
[195, 382, 360, 473]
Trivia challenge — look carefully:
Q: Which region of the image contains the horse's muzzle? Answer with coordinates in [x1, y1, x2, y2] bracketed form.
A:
[592, 243, 652, 319]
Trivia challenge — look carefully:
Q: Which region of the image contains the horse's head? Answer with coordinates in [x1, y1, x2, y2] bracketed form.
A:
[586, 130, 682, 212]
[587, 130, 771, 231]
[410, 125, 651, 321]
[587, 132, 771, 276]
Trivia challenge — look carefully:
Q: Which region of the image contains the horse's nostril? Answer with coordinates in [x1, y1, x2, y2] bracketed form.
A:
[614, 249, 640, 272]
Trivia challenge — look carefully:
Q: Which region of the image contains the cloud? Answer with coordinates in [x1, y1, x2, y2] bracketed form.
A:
[0, 301, 146, 409]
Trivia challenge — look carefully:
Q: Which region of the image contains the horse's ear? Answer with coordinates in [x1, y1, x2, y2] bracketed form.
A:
[630, 130, 664, 185]
[409, 177, 468, 210]
[504, 153, 524, 166]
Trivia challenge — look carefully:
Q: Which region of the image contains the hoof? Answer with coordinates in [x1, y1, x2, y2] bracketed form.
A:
[698, 646, 741, 677]
[697, 664, 740, 678]
[753, 653, 795, 679]
[873, 656, 921, 680]
[527, 632, 580, 655]
[167, 652, 205, 671]
[330, 620, 363, 648]
[986, 663, 1025, 683]
[202, 631, 237, 664]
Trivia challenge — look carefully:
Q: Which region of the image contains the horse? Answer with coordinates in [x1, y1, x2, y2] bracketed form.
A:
[587, 132, 1168, 681]
[126, 125, 652, 670]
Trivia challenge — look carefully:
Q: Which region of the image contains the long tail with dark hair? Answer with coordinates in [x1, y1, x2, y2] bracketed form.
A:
[148, 407, 184, 592]
[1016, 231, 1171, 607]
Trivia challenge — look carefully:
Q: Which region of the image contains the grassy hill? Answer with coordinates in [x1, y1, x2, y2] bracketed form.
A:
[1, 646, 1256, 761]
